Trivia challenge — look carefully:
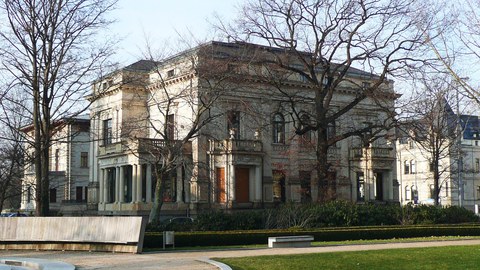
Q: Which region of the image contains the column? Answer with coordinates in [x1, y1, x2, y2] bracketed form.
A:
[119, 166, 125, 203]
[103, 169, 108, 203]
[99, 168, 104, 203]
[136, 164, 143, 202]
[229, 157, 235, 202]
[255, 166, 262, 201]
[115, 166, 120, 203]
[132, 165, 137, 203]
[146, 164, 152, 202]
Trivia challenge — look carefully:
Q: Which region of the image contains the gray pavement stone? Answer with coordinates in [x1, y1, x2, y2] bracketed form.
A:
[1, 239, 480, 269]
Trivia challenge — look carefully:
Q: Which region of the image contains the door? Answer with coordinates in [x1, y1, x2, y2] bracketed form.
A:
[235, 167, 250, 203]
[216, 167, 226, 203]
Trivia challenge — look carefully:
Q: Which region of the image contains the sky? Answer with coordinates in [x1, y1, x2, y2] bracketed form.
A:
[109, 0, 243, 66]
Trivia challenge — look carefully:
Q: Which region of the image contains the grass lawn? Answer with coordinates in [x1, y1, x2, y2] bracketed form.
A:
[216, 245, 480, 270]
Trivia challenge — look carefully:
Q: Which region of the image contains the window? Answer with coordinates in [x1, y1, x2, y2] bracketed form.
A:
[272, 170, 286, 202]
[272, 113, 285, 144]
[404, 160, 410, 174]
[477, 186, 480, 200]
[357, 172, 365, 201]
[299, 170, 312, 203]
[80, 152, 88, 168]
[408, 140, 415, 149]
[166, 114, 175, 140]
[411, 186, 418, 203]
[76, 186, 84, 202]
[103, 119, 112, 145]
[362, 82, 371, 90]
[49, 188, 57, 203]
[167, 69, 175, 78]
[429, 160, 434, 172]
[410, 160, 416, 174]
[429, 185, 435, 199]
[227, 111, 240, 139]
[27, 186, 32, 203]
[476, 158, 480, 173]
[405, 186, 411, 200]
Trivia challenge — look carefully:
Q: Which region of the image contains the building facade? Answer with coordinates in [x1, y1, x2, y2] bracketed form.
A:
[87, 41, 399, 216]
[397, 114, 480, 211]
[21, 116, 90, 215]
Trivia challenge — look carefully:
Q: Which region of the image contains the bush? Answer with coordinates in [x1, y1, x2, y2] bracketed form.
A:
[143, 224, 480, 248]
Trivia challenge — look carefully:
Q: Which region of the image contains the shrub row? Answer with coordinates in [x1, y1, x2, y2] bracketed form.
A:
[149, 202, 478, 232]
[143, 224, 480, 248]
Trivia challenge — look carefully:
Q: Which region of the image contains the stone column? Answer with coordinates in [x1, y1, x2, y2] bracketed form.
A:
[136, 164, 143, 202]
[115, 166, 120, 203]
[255, 166, 262, 201]
[99, 168, 104, 203]
[119, 166, 125, 203]
[132, 164, 137, 203]
[146, 164, 152, 202]
[103, 169, 108, 203]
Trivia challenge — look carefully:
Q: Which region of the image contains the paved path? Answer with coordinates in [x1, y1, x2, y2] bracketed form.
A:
[2, 239, 480, 269]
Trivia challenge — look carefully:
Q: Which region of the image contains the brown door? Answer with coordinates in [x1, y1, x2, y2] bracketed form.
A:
[235, 167, 250, 203]
[216, 168, 226, 203]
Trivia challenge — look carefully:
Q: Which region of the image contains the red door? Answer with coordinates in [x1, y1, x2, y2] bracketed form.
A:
[216, 168, 226, 203]
[235, 167, 250, 203]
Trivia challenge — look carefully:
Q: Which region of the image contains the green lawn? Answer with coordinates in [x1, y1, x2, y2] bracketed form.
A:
[216, 245, 480, 270]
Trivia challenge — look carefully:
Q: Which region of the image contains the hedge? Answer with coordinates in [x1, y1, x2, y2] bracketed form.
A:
[143, 224, 480, 248]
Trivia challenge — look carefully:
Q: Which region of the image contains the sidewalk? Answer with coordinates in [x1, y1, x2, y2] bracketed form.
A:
[1, 239, 480, 269]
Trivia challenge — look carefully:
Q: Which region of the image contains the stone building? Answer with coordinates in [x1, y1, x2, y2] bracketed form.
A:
[87, 41, 398, 216]
[397, 113, 480, 211]
[21, 116, 90, 215]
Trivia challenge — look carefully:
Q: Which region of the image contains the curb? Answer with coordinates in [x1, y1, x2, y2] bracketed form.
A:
[198, 258, 232, 270]
[0, 258, 75, 270]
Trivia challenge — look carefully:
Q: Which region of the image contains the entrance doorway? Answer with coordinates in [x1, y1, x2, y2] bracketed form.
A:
[235, 167, 250, 203]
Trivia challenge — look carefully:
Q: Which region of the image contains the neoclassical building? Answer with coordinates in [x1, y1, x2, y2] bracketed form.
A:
[21, 116, 90, 215]
[87, 41, 398, 216]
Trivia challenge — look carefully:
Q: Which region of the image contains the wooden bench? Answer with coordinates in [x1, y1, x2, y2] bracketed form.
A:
[268, 235, 314, 248]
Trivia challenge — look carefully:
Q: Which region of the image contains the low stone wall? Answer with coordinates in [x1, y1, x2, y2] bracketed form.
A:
[0, 216, 147, 253]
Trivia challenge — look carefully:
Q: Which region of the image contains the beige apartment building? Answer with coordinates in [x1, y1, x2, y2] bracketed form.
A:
[21, 116, 90, 215]
[397, 114, 480, 211]
[87, 41, 399, 216]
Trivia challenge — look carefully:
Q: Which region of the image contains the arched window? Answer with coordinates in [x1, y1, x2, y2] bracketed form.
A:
[272, 113, 285, 144]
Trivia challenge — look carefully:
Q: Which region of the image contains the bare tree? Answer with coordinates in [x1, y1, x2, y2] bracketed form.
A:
[116, 45, 236, 223]
[0, 0, 117, 216]
[0, 101, 25, 213]
[216, 0, 433, 202]
[398, 75, 466, 206]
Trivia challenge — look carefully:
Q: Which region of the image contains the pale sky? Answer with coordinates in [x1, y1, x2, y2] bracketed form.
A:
[110, 0, 243, 65]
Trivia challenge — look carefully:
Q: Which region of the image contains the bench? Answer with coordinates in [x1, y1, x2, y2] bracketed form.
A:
[268, 235, 314, 248]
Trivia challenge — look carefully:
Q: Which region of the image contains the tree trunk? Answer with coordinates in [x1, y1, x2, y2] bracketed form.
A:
[433, 157, 440, 207]
[316, 126, 334, 203]
[149, 167, 166, 223]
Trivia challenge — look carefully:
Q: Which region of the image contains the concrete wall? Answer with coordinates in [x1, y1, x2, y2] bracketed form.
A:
[0, 216, 147, 253]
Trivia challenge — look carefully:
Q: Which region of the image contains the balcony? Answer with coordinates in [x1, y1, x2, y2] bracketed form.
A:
[98, 142, 124, 155]
[210, 139, 263, 153]
[350, 147, 394, 159]
[137, 138, 192, 154]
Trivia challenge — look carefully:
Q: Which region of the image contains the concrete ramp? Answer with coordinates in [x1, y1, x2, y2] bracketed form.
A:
[0, 216, 147, 253]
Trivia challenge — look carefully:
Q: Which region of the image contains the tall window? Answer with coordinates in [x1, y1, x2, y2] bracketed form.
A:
[404, 160, 410, 174]
[27, 186, 32, 203]
[299, 170, 311, 203]
[272, 113, 285, 144]
[405, 186, 411, 200]
[166, 114, 175, 140]
[410, 160, 416, 174]
[429, 184, 435, 199]
[80, 152, 88, 168]
[49, 188, 57, 203]
[476, 158, 480, 173]
[227, 111, 240, 139]
[103, 119, 112, 145]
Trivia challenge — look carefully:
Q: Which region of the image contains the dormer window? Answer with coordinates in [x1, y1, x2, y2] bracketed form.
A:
[362, 82, 371, 90]
[167, 69, 175, 78]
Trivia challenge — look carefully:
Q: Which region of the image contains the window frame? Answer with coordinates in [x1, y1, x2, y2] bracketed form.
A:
[272, 113, 285, 144]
